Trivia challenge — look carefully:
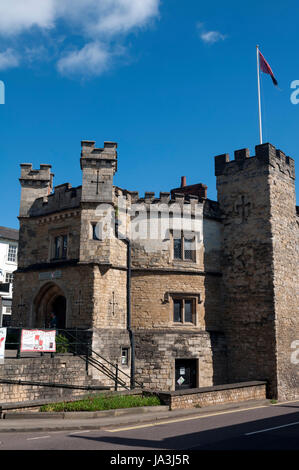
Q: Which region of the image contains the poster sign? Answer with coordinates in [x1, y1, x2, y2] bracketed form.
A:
[21, 329, 56, 353]
[177, 376, 185, 386]
[0, 327, 7, 361]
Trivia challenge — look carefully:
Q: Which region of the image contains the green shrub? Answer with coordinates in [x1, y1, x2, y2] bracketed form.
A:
[56, 334, 69, 353]
[40, 394, 161, 412]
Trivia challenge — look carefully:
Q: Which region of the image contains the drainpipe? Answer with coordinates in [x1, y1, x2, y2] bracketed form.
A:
[115, 219, 135, 389]
[125, 237, 135, 390]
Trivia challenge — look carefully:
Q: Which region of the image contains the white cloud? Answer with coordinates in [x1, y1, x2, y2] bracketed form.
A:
[200, 31, 226, 44]
[0, 49, 19, 70]
[91, 0, 160, 35]
[55, 0, 159, 36]
[57, 42, 111, 76]
[197, 22, 226, 44]
[0, 0, 55, 36]
[0, 0, 160, 76]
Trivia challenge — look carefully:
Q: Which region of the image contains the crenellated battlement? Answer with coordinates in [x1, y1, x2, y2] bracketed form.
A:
[81, 140, 118, 203]
[29, 184, 82, 217]
[122, 190, 203, 206]
[80, 140, 118, 171]
[215, 143, 295, 180]
[19, 139, 217, 219]
[20, 163, 54, 185]
[123, 175, 208, 206]
[114, 188, 220, 220]
[81, 140, 117, 154]
[19, 163, 54, 217]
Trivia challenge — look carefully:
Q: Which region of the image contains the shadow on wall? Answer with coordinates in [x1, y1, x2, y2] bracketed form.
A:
[203, 215, 228, 385]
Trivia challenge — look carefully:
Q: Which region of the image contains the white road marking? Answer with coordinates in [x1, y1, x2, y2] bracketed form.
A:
[107, 400, 299, 433]
[27, 435, 50, 441]
[107, 404, 269, 432]
[245, 421, 299, 436]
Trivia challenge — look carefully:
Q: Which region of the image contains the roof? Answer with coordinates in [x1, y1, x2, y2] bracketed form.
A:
[0, 226, 19, 241]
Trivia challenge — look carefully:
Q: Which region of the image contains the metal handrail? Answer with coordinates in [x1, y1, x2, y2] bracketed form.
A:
[63, 329, 143, 389]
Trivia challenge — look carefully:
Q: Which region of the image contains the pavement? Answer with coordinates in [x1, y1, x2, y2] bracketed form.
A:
[0, 399, 273, 433]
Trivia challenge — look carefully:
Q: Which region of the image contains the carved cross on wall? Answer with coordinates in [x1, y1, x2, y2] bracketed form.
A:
[235, 195, 251, 223]
[17, 299, 26, 309]
[91, 170, 105, 195]
[75, 290, 83, 316]
[109, 291, 118, 316]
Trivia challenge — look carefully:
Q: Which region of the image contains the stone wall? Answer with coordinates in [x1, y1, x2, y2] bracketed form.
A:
[131, 271, 223, 331]
[12, 264, 95, 328]
[17, 211, 81, 269]
[91, 328, 131, 388]
[158, 381, 267, 410]
[0, 356, 105, 404]
[215, 144, 299, 399]
[134, 329, 228, 391]
[267, 147, 299, 400]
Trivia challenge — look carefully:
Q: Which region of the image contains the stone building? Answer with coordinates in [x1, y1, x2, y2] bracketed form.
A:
[0, 226, 19, 326]
[11, 140, 299, 399]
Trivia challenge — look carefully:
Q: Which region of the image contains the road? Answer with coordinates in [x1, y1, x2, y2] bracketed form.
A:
[0, 401, 298, 451]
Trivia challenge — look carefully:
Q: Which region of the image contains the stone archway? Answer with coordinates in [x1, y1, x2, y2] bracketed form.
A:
[34, 282, 67, 329]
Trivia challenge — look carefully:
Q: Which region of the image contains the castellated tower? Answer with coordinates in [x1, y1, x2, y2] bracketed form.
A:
[19, 164, 54, 217]
[215, 143, 299, 400]
[80, 140, 117, 203]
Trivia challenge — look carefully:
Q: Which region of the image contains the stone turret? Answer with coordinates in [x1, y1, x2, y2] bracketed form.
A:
[215, 142, 298, 400]
[19, 163, 54, 217]
[80, 141, 117, 203]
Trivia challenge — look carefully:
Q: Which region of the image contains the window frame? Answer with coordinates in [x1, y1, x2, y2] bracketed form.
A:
[172, 231, 196, 262]
[121, 347, 129, 366]
[172, 296, 197, 325]
[91, 222, 101, 241]
[52, 234, 68, 260]
[7, 244, 17, 263]
[5, 272, 14, 284]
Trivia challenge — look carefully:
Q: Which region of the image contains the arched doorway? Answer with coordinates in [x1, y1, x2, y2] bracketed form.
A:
[34, 283, 67, 329]
[51, 295, 66, 329]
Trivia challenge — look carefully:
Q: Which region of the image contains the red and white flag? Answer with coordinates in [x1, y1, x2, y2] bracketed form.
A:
[259, 51, 278, 86]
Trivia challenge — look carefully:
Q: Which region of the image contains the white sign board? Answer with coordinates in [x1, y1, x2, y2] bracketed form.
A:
[0, 327, 7, 361]
[177, 376, 185, 386]
[21, 329, 56, 353]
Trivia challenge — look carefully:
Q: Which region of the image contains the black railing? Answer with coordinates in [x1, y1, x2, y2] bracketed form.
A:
[4, 327, 143, 392]
[62, 329, 143, 391]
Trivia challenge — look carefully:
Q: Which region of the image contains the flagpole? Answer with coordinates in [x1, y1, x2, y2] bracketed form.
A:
[256, 45, 263, 144]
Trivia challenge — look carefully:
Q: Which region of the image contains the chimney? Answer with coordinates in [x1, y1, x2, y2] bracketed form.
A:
[181, 176, 186, 188]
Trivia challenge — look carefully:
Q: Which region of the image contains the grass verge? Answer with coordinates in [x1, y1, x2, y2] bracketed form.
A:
[40, 394, 161, 412]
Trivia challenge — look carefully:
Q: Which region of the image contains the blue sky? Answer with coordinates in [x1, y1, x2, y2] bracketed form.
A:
[1, 0, 299, 229]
